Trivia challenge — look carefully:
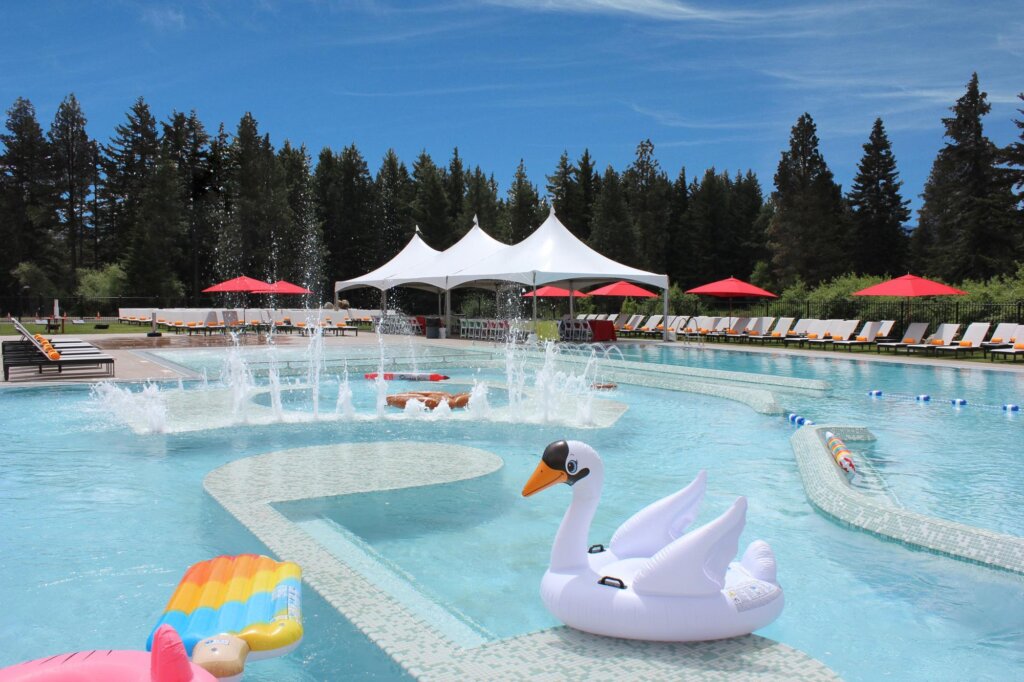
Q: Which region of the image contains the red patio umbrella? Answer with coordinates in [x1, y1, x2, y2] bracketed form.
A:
[521, 286, 588, 298]
[852, 274, 967, 298]
[249, 280, 313, 295]
[587, 281, 658, 298]
[686, 277, 777, 329]
[853, 274, 967, 331]
[202, 275, 270, 293]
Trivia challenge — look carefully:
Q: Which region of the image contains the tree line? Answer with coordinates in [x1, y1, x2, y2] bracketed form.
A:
[1, 73, 1022, 312]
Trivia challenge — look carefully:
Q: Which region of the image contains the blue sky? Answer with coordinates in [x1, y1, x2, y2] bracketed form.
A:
[2, 1, 1022, 221]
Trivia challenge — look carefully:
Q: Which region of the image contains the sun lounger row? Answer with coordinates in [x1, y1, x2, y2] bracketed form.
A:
[3, 318, 115, 381]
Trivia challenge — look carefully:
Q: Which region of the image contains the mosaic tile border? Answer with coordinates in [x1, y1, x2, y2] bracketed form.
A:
[205, 442, 840, 681]
[791, 426, 1024, 575]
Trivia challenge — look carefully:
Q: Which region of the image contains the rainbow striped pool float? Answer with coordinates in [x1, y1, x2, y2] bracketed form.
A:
[147, 554, 303, 658]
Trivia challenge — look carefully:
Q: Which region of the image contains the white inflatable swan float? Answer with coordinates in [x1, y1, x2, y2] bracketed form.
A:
[522, 440, 784, 641]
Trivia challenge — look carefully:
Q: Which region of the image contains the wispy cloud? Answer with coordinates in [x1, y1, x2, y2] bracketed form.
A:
[629, 103, 774, 130]
[482, 0, 904, 25]
[141, 6, 186, 31]
[761, 69, 1022, 106]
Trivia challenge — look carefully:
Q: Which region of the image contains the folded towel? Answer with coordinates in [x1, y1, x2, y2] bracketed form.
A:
[930, 339, 943, 345]
[856, 336, 867, 342]
[991, 337, 1003, 343]
[958, 341, 972, 347]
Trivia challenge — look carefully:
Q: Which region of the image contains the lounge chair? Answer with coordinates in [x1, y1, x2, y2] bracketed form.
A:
[876, 322, 929, 353]
[989, 326, 1024, 361]
[833, 321, 882, 351]
[933, 322, 990, 358]
[906, 323, 960, 354]
[783, 319, 828, 347]
[875, 320, 896, 340]
[618, 314, 645, 336]
[3, 319, 114, 381]
[786, 318, 816, 339]
[748, 317, 794, 343]
[980, 322, 1019, 354]
[806, 320, 861, 348]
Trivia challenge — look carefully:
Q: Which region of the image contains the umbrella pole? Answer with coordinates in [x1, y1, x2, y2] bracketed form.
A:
[569, 280, 575, 320]
[663, 285, 669, 341]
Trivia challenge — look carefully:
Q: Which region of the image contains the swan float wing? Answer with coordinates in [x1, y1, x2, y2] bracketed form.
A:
[630, 497, 747, 597]
[609, 470, 707, 559]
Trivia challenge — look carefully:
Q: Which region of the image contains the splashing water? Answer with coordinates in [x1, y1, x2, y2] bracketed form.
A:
[335, 367, 355, 420]
[467, 379, 491, 417]
[91, 381, 167, 434]
[222, 332, 254, 420]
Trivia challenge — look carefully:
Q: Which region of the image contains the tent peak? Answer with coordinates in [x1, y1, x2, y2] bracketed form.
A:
[472, 214, 479, 226]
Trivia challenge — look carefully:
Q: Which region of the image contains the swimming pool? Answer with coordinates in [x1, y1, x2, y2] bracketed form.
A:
[1, 342, 1022, 680]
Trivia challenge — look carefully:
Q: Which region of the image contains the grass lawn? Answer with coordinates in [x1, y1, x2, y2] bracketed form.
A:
[0, 321, 149, 335]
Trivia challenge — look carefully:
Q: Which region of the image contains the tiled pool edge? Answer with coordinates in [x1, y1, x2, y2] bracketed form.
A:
[791, 426, 1024, 575]
[205, 442, 840, 681]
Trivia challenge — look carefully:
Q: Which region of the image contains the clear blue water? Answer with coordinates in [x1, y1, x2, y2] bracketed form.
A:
[2, 344, 1023, 682]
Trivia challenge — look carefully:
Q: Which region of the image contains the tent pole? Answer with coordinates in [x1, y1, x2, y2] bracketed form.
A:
[569, 279, 575, 320]
[532, 274, 537, 324]
[663, 283, 670, 341]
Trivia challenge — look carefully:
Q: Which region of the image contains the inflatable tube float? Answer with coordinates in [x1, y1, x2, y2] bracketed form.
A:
[0, 624, 215, 681]
[364, 372, 449, 382]
[824, 432, 857, 474]
[147, 554, 302, 681]
[522, 440, 784, 641]
[591, 383, 618, 390]
[386, 391, 471, 409]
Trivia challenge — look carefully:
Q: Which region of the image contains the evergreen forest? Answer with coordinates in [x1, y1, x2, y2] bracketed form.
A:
[2, 73, 1023, 313]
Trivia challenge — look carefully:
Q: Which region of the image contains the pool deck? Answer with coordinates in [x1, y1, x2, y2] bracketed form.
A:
[205, 442, 840, 681]
[5, 331, 1023, 387]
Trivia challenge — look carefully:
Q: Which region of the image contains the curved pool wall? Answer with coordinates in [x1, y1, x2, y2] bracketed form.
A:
[3, 342, 1024, 681]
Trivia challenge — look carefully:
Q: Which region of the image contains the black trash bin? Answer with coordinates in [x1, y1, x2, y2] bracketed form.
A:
[425, 316, 441, 339]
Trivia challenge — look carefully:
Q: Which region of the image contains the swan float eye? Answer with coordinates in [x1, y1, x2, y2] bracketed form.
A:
[566, 459, 578, 475]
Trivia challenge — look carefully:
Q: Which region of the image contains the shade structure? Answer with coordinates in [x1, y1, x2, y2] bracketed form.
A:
[522, 286, 588, 298]
[852, 274, 967, 297]
[335, 229, 442, 293]
[202, 276, 270, 293]
[250, 280, 313, 295]
[686, 277, 777, 299]
[587, 280, 658, 298]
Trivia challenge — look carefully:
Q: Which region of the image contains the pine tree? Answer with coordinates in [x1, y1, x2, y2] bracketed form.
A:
[161, 110, 212, 303]
[589, 166, 636, 264]
[100, 97, 160, 269]
[444, 147, 466, 244]
[336, 144, 377, 275]
[684, 168, 729, 284]
[847, 118, 909, 276]
[458, 166, 500, 235]
[574, 149, 599, 241]
[277, 142, 324, 302]
[1003, 92, 1024, 206]
[665, 167, 690, 287]
[410, 151, 450, 248]
[767, 113, 849, 285]
[226, 113, 290, 283]
[0, 98, 57, 299]
[622, 139, 672, 273]
[49, 93, 97, 289]
[127, 156, 185, 299]
[208, 124, 240, 286]
[730, 170, 766, 278]
[375, 149, 414, 262]
[546, 151, 580, 234]
[504, 159, 542, 243]
[913, 74, 1020, 280]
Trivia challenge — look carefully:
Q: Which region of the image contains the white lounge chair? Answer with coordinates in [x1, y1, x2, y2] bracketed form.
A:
[876, 322, 929, 353]
[906, 323, 960, 354]
[933, 322, 990, 357]
[833, 321, 882, 351]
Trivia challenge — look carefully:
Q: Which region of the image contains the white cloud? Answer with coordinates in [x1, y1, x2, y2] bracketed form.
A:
[141, 6, 186, 31]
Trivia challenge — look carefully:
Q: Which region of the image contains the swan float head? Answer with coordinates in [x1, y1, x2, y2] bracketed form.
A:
[522, 440, 603, 499]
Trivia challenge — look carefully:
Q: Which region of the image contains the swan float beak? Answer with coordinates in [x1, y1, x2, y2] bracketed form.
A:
[522, 460, 567, 497]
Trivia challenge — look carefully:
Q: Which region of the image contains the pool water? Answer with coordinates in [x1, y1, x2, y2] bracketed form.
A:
[2, 344, 1023, 681]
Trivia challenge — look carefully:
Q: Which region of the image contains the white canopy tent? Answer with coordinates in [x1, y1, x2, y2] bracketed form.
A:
[334, 209, 671, 339]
